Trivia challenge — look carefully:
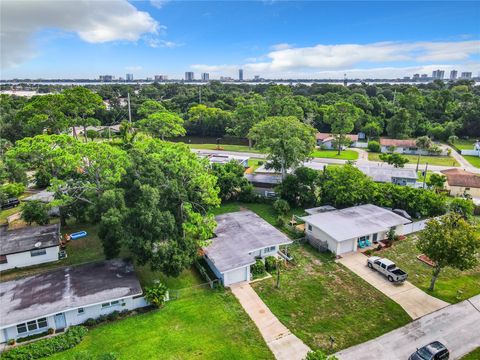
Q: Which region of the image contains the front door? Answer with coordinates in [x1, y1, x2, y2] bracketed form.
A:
[54, 313, 66, 330]
[373, 233, 378, 243]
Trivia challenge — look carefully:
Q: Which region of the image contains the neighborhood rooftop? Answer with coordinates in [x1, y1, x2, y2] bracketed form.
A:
[301, 204, 410, 242]
[0, 223, 60, 256]
[0, 259, 142, 328]
[357, 165, 418, 182]
[203, 211, 292, 273]
[316, 132, 358, 141]
[23, 190, 55, 203]
[441, 168, 480, 188]
[379, 138, 417, 147]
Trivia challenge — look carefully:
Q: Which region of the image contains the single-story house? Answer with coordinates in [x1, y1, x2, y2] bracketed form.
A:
[0, 260, 146, 343]
[357, 165, 417, 186]
[441, 168, 480, 197]
[316, 132, 359, 149]
[206, 153, 249, 168]
[302, 204, 411, 255]
[23, 190, 59, 216]
[0, 224, 61, 272]
[203, 211, 292, 286]
[379, 138, 447, 156]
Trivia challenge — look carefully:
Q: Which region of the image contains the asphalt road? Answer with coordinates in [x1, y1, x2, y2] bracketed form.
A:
[336, 294, 480, 360]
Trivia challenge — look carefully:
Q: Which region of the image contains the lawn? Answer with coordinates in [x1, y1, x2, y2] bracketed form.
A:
[46, 290, 274, 360]
[246, 158, 265, 173]
[311, 149, 358, 160]
[461, 347, 480, 360]
[379, 235, 480, 303]
[450, 139, 476, 150]
[188, 143, 262, 153]
[252, 243, 411, 353]
[368, 152, 459, 167]
[463, 155, 480, 168]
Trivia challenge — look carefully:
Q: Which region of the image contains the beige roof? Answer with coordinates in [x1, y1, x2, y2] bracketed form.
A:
[316, 133, 358, 141]
[380, 138, 417, 148]
[441, 168, 480, 188]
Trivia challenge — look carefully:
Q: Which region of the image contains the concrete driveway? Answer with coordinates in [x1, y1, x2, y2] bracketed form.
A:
[337, 252, 449, 319]
[336, 294, 480, 360]
[230, 282, 310, 360]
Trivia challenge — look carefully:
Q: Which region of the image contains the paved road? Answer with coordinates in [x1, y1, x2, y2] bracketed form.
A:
[338, 253, 449, 319]
[230, 282, 310, 360]
[336, 294, 480, 360]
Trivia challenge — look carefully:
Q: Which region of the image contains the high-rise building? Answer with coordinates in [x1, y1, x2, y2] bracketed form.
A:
[201, 73, 210, 81]
[413, 74, 420, 80]
[450, 70, 458, 80]
[185, 72, 194, 81]
[239, 69, 244, 81]
[154, 75, 168, 81]
[421, 74, 428, 78]
[432, 70, 445, 80]
[254, 75, 260, 81]
[460, 72, 472, 79]
[126, 73, 134, 81]
[99, 75, 113, 81]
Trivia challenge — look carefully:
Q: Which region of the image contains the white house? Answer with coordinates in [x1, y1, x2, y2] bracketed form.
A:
[302, 204, 411, 255]
[316, 133, 359, 149]
[0, 260, 147, 343]
[379, 138, 447, 156]
[197, 152, 250, 168]
[357, 165, 418, 186]
[203, 211, 292, 286]
[0, 224, 61, 271]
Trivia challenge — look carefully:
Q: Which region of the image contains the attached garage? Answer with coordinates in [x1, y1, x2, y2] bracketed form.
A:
[337, 239, 355, 254]
[223, 266, 250, 287]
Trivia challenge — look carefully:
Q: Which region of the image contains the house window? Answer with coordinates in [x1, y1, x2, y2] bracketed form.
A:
[30, 248, 47, 257]
[0, 255, 7, 264]
[101, 302, 110, 308]
[77, 308, 85, 315]
[308, 224, 312, 231]
[37, 318, 48, 328]
[263, 246, 276, 253]
[110, 300, 119, 306]
[27, 320, 38, 331]
[16, 323, 27, 334]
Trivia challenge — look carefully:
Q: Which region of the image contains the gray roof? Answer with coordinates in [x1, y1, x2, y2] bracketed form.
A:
[0, 224, 60, 255]
[357, 165, 417, 183]
[245, 173, 282, 186]
[203, 211, 292, 273]
[301, 204, 411, 241]
[305, 205, 336, 215]
[0, 260, 142, 328]
[23, 190, 55, 203]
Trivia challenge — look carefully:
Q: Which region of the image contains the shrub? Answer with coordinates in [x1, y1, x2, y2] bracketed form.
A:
[1, 182, 25, 198]
[273, 199, 290, 216]
[48, 328, 55, 335]
[364, 249, 374, 256]
[305, 349, 338, 360]
[251, 259, 265, 276]
[367, 140, 381, 153]
[449, 198, 474, 218]
[17, 331, 49, 343]
[2, 326, 88, 360]
[265, 256, 277, 272]
[144, 282, 168, 308]
[7, 339, 15, 346]
[35, 168, 52, 188]
[106, 311, 120, 321]
[21, 200, 50, 225]
[83, 318, 96, 327]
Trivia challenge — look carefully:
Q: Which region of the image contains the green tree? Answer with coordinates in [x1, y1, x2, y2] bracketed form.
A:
[386, 108, 412, 139]
[362, 121, 382, 140]
[211, 160, 252, 201]
[21, 200, 50, 225]
[449, 198, 474, 219]
[277, 166, 321, 207]
[322, 102, 362, 154]
[417, 214, 480, 291]
[427, 173, 446, 192]
[273, 199, 290, 216]
[138, 111, 186, 140]
[379, 153, 409, 168]
[367, 140, 381, 153]
[187, 104, 232, 137]
[137, 100, 166, 117]
[248, 116, 316, 179]
[144, 282, 168, 308]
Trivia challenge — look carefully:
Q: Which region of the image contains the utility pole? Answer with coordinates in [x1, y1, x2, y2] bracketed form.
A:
[422, 163, 429, 189]
[127, 92, 132, 125]
[415, 155, 420, 172]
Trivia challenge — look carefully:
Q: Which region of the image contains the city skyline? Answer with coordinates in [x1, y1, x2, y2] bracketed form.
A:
[1, 1, 479, 79]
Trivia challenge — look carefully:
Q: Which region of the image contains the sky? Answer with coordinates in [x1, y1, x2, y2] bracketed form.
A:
[1, 0, 479, 80]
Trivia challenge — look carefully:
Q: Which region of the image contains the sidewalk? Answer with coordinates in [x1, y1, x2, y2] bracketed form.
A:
[230, 282, 310, 360]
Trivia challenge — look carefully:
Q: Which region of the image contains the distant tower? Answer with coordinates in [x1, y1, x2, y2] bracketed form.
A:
[239, 69, 244, 81]
[126, 73, 133, 81]
[450, 70, 458, 80]
[201, 73, 210, 82]
[343, 73, 347, 86]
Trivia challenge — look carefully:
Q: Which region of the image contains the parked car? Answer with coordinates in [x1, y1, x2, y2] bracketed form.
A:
[409, 341, 449, 360]
[367, 256, 408, 282]
[1, 197, 20, 210]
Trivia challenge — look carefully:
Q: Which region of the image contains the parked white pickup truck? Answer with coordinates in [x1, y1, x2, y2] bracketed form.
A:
[367, 257, 408, 283]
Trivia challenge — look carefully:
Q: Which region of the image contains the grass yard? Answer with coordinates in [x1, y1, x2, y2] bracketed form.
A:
[252, 243, 411, 353]
[188, 143, 262, 153]
[450, 139, 477, 150]
[47, 290, 274, 360]
[311, 149, 358, 160]
[463, 155, 480, 168]
[379, 235, 480, 303]
[368, 152, 459, 167]
[246, 158, 265, 173]
[461, 347, 480, 360]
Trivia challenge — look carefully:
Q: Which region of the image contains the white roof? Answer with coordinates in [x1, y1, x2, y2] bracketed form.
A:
[302, 204, 410, 241]
[357, 165, 417, 183]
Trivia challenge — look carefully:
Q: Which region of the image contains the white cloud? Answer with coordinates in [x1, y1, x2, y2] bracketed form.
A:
[1, 0, 159, 68]
[193, 40, 480, 78]
[150, 0, 169, 9]
[145, 38, 183, 48]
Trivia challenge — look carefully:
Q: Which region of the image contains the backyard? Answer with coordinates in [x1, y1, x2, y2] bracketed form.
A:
[252, 243, 411, 353]
[379, 235, 480, 303]
[46, 289, 274, 360]
[368, 152, 459, 167]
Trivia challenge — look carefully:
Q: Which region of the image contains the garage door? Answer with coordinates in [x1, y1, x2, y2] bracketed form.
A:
[224, 267, 248, 286]
[337, 239, 355, 255]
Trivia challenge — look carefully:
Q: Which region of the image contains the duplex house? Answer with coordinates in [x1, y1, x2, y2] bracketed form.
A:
[302, 204, 411, 255]
[316, 133, 359, 149]
[203, 211, 292, 286]
[357, 165, 417, 186]
[0, 260, 146, 343]
[441, 168, 480, 198]
[0, 224, 60, 271]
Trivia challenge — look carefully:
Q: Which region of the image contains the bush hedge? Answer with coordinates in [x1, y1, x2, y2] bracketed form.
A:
[3, 326, 87, 360]
[265, 256, 277, 272]
[251, 259, 265, 276]
[16, 331, 49, 343]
